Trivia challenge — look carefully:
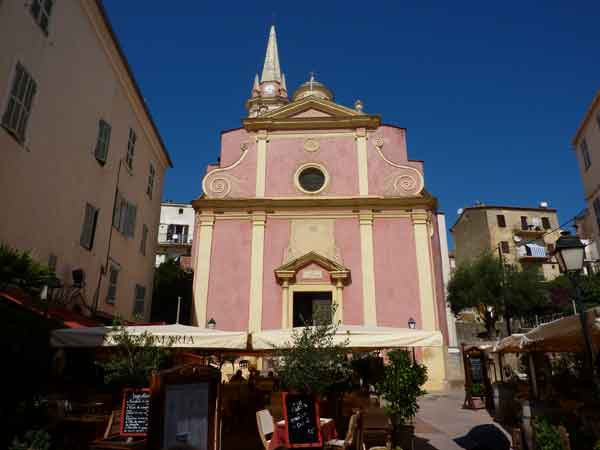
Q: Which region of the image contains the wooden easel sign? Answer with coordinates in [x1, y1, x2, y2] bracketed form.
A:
[282, 392, 322, 448]
[120, 388, 151, 437]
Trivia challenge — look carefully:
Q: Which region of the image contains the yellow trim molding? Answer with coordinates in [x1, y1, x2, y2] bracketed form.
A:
[355, 128, 369, 196]
[192, 213, 215, 326]
[255, 130, 268, 197]
[359, 211, 377, 325]
[248, 212, 266, 332]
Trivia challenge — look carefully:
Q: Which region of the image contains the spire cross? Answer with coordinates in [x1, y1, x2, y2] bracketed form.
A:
[309, 71, 316, 90]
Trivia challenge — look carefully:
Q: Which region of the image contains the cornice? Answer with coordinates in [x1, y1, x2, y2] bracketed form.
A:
[86, 0, 172, 169]
[243, 116, 380, 132]
[192, 195, 437, 211]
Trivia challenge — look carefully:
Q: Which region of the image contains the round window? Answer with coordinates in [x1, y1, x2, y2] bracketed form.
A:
[298, 166, 326, 192]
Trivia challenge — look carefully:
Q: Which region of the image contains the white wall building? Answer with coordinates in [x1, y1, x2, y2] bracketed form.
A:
[156, 202, 195, 267]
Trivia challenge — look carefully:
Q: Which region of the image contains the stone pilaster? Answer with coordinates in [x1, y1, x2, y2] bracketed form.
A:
[248, 212, 266, 332]
[192, 212, 215, 326]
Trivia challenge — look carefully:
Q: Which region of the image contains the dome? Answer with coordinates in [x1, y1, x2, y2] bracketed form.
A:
[292, 74, 334, 101]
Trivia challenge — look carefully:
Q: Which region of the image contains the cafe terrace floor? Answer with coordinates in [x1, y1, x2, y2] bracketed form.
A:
[224, 388, 510, 450]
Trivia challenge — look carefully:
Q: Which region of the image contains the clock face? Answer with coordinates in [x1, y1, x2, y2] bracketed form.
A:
[263, 84, 275, 95]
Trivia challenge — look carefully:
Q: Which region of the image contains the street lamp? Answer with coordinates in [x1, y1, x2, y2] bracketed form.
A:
[207, 318, 216, 329]
[408, 318, 417, 363]
[552, 231, 595, 375]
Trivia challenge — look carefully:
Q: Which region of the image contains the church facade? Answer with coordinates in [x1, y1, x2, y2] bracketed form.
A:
[192, 26, 449, 388]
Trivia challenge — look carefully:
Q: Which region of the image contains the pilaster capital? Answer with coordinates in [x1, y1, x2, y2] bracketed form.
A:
[359, 210, 374, 225]
[251, 211, 267, 226]
[256, 130, 269, 142]
[354, 127, 367, 139]
[411, 209, 430, 226]
[275, 270, 295, 285]
[197, 213, 215, 227]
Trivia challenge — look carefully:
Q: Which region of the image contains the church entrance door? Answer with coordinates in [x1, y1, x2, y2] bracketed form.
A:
[292, 291, 332, 327]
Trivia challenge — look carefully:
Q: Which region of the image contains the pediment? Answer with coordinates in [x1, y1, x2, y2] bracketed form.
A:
[243, 96, 380, 131]
[274, 251, 350, 284]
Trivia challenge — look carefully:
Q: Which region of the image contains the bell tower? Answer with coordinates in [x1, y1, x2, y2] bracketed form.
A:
[246, 25, 289, 117]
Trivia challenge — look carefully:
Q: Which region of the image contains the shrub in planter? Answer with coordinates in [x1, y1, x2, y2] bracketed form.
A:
[532, 417, 565, 450]
[376, 350, 427, 449]
[9, 429, 51, 450]
[275, 307, 351, 396]
[469, 382, 486, 397]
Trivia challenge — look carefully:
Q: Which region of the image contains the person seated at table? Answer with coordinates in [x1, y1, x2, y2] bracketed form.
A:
[229, 370, 246, 383]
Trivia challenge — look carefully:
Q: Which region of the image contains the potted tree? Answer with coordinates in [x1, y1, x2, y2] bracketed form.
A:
[276, 307, 351, 397]
[376, 350, 427, 450]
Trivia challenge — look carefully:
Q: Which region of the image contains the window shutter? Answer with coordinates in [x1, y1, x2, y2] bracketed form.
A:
[2, 63, 37, 142]
[140, 224, 148, 255]
[126, 203, 137, 237]
[94, 120, 111, 163]
[80, 203, 98, 250]
[133, 284, 146, 316]
[112, 192, 123, 229]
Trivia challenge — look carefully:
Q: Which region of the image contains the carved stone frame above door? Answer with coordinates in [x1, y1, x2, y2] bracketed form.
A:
[274, 251, 350, 328]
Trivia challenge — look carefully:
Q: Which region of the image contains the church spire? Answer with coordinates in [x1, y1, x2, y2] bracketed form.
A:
[246, 25, 289, 117]
[261, 25, 281, 83]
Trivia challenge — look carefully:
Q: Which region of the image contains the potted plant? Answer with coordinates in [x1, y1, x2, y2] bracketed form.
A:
[276, 306, 351, 397]
[376, 350, 428, 450]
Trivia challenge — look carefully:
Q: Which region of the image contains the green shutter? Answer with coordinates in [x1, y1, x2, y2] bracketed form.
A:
[80, 203, 98, 250]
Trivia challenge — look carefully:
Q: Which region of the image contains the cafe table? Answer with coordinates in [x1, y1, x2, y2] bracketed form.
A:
[269, 418, 337, 450]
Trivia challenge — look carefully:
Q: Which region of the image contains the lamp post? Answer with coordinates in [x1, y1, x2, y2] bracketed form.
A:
[552, 231, 595, 375]
[408, 318, 417, 363]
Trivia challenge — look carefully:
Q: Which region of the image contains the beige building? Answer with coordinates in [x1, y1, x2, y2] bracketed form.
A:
[0, 1, 172, 320]
[451, 204, 561, 280]
[573, 91, 600, 257]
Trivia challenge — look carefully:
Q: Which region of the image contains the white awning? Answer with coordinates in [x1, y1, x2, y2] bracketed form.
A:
[251, 325, 443, 352]
[493, 307, 600, 353]
[50, 324, 248, 350]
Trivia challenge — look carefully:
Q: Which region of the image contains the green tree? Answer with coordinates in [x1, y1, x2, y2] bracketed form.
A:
[376, 350, 427, 448]
[0, 244, 53, 292]
[151, 259, 193, 324]
[547, 272, 600, 314]
[96, 321, 173, 387]
[447, 252, 547, 336]
[275, 306, 351, 396]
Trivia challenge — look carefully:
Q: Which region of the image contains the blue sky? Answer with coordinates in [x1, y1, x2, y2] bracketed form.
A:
[104, 1, 600, 245]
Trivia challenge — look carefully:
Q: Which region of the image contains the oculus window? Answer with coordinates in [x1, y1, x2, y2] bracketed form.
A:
[297, 166, 326, 193]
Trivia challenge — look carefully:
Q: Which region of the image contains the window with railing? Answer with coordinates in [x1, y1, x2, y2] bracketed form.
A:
[159, 224, 190, 244]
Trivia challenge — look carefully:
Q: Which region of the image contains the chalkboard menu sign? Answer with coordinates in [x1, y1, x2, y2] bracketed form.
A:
[120, 388, 151, 436]
[282, 392, 322, 448]
[470, 357, 483, 384]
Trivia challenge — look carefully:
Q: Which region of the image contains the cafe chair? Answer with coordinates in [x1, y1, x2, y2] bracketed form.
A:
[256, 409, 275, 450]
[326, 410, 364, 450]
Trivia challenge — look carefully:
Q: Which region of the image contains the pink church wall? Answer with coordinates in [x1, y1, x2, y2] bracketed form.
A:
[372, 218, 422, 327]
[262, 219, 291, 329]
[367, 125, 425, 196]
[430, 214, 449, 344]
[265, 135, 359, 197]
[202, 131, 257, 198]
[206, 220, 252, 330]
[220, 128, 252, 166]
[335, 218, 363, 325]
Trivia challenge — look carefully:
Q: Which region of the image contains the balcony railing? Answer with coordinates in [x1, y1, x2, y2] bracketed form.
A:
[158, 233, 192, 245]
[517, 244, 548, 261]
[513, 226, 546, 238]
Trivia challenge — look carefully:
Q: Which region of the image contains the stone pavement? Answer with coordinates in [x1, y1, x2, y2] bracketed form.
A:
[414, 389, 512, 450]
